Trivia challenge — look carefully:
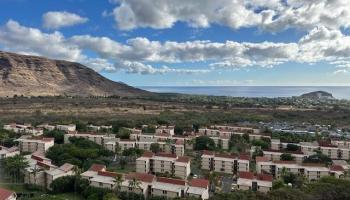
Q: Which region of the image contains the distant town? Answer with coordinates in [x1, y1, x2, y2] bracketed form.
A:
[1, 121, 349, 200]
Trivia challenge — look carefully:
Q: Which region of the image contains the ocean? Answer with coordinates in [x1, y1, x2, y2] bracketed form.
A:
[139, 86, 350, 100]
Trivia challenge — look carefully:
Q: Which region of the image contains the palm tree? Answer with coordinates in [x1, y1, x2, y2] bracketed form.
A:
[128, 178, 141, 200]
[31, 164, 42, 186]
[208, 171, 218, 192]
[4, 154, 28, 183]
[72, 165, 82, 200]
[114, 174, 123, 194]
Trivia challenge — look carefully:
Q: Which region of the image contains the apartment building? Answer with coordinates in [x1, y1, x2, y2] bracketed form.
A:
[81, 164, 107, 180]
[56, 124, 76, 132]
[24, 153, 74, 189]
[120, 172, 155, 197]
[64, 132, 115, 145]
[136, 152, 191, 179]
[187, 179, 210, 200]
[255, 157, 344, 181]
[210, 136, 230, 150]
[37, 124, 56, 131]
[16, 136, 54, 153]
[118, 139, 136, 151]
[201, 151, 250, 174]
[151, 177, 187, 199]
[237, 172, 273, 193]
[81, 164, 121, 190]
[90, 170, 121, 190]
[262, 149, 307, 164]
[87, 124, 112, 131]
[3, 123, 43, 136]
[0, 188, 17, 200]
[46, 163, 74, 190]
[0, 146, 19, 160]
[155, 126, 175, 136]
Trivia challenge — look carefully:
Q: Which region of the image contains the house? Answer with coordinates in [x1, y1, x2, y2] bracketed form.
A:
[151, 177, 187, 199]
[0, 188, 16, 200]
[120, 172, 155, 197]
[136, 152, 191, 179]
[16, 136, 54, 153]
[46, 163, 75, 190]
[201, 151, 250, 174]
[237, 172, 273, 193]
[0, 146, 19, 160]
[37, 124, 56, 131]
[187, 179, 210, 200]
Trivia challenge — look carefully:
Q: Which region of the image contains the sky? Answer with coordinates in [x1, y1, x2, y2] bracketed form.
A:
[1, 0, 350, 86]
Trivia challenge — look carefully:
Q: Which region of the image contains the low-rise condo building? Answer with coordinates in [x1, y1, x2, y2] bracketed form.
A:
[0, 146, 19, 160]
[237, 172, 273, 193]
[201, 151, 250, 174]
[136, 152, 191, 179]
[16, 136, 54, 153]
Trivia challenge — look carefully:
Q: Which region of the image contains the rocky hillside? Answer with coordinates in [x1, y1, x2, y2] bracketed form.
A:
[0, 51, 150, 97]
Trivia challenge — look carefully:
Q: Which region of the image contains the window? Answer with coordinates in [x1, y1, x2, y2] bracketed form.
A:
[163, 190, 167, 194]
[99, 182, 103, 186]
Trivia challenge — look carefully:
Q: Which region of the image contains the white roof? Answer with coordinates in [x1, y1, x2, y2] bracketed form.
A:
[187, 186, 206, 195]
[81, 170, 98, 178]
[152, 182, 186, 192]
[90, 175, 115, 185]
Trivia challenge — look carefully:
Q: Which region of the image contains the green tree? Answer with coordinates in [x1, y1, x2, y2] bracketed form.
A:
[251, 139, 269, 150]
[4, 154, 29, 182]
[194, 136, 216, 151]
[150, 143, 161, 153]
[280, 153, 295, 161]
[286, 144, 299, 151]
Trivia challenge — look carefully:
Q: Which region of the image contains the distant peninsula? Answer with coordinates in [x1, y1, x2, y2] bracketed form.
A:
[300, 91, 334, 99]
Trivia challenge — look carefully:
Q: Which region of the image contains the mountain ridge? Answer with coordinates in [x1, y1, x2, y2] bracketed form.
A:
[0, 51, 151, 97]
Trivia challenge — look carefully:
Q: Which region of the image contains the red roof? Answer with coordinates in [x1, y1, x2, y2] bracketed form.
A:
[157, 177, 186, 186]
[175, 140, 184, 145]
[141, 151, 154, 158]
[215, 153, 236, 159]
[155, 152, 177, 158]
[126, 172, 155, 183]
[202, 150, 214, 156]
[273, 160, 297, 164]
[256, 156, 270, 163]
[89, 164, 106, 172]
[31, 155, 44, 162]
[41, 137, 54, 142]
[176, 156, 190, 163]
[37, 161, 51, 169]
[0, 188, 15, 200]
[239, 171, 254, 180]
[330, 165, 344, 171]
[97, 170, 120, 178]
[238, 154, 250, 161]
[256, 174, 273, 182]
[189, 179, 209, 188]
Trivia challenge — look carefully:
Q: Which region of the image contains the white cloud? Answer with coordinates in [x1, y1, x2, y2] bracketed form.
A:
[43, 11, 88, 29]
[3, 20, 350, 75]
[0, 20, 82, 61]
[115, 61, 210, 75]
[111, 0, 350, 32]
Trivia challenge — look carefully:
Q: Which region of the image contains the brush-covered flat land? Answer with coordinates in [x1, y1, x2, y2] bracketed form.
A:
[0, 94, 349, 127]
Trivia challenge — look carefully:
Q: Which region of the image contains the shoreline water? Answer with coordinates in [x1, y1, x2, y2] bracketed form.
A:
[139, 86, 350, 100]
